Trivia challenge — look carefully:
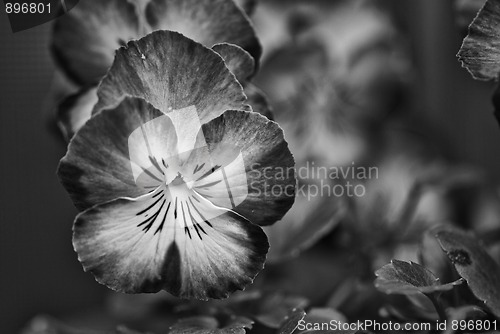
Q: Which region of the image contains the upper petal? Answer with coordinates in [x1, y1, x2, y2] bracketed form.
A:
[56, 86, 98, 141]
[192, 110, 296, 226]
[145, 0, 261, 64]
[51, 0, 142, 85]
[58, 97, 177, 211]
[93, 31, 248, 123]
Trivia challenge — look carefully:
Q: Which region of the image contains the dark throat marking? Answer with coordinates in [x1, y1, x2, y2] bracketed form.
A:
[136, 192, 164, 216]
[180, 201, 191, 240]
[193, 163, 206, 174]
[161, 158, 168, 169]
[137, 198, 166, 233]
[153, 201, 171, 235]
[185, 199, 206, 240]
[188, 197, 214, 228]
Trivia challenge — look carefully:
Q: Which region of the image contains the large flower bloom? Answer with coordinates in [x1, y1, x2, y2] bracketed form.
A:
[58, 31, 295, 300]
[51, 0, 269, 140]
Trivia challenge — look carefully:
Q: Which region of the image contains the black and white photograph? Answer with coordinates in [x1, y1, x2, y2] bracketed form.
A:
[3, 0, 500, 333]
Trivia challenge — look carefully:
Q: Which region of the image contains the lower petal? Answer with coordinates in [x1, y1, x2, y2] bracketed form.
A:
[73, 187, 268, 299]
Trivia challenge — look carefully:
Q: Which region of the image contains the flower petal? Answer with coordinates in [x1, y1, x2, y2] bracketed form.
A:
[51, 0, 141, 85]
[93, 31, 249, 124]
[57, 86, 98, 141]
[73, 185, 268, 299]
[192, 110, 296, 226]
[458, 0, 500, 80]
[212, 43, 256, 83]
[145, 0, 261, 63]
[58, 97, 177, 211]
[244, 83, 274, 120]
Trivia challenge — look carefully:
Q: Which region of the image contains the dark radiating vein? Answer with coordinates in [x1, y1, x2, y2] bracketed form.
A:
[193, 163, 206, 174]
[195, 165, 221, 182]
[140, 165, 163, 183]
[138, 124, 164, 181]
[186, 202, 204, 240]
[180, 202, 191, 239]
[188, 197, 214, 228]
[152, 190, 164, 198]
[196, 179, 222, 189]
[149, 156, 164, 175]
[174, 197, 178, 219]
[197, 223, 206, 235]
[162, 158, 168, 169]
[138, 199, 166, 232]
[154, 201, 171, 235]
[136, 194, 164, 216]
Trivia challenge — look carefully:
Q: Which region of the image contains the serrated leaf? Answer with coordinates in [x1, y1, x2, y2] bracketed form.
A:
[435, 226, 500, 317]
[277, 308, 306, 334]
[458, 0, 500, 80]
[375, 260, 463, 295]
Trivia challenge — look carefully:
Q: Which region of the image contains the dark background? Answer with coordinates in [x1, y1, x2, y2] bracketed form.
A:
[1, 0, 500, 332]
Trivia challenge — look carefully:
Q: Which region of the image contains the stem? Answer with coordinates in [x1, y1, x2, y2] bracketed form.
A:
[427, 293, 447, 323]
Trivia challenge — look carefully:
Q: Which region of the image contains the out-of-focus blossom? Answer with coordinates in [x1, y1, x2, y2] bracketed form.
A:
[251, 1, 411, 262]
[58, 31, 295, 300]
[343, 130, 500, 270]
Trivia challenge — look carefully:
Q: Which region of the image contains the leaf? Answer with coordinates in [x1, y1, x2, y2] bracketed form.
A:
[295, 308, 355, 334]
[375, 260, 463, 295]
[169, 315, 253, 334]
[277, 308, 306, 334]
[435, 226, 500, 317]
[458, 0, 500, 80]
[250, 292, 309, 328]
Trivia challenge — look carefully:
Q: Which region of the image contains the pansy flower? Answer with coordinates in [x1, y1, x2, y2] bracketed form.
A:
[58, 31, 295, 300]
[50, 0, 270, 140]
